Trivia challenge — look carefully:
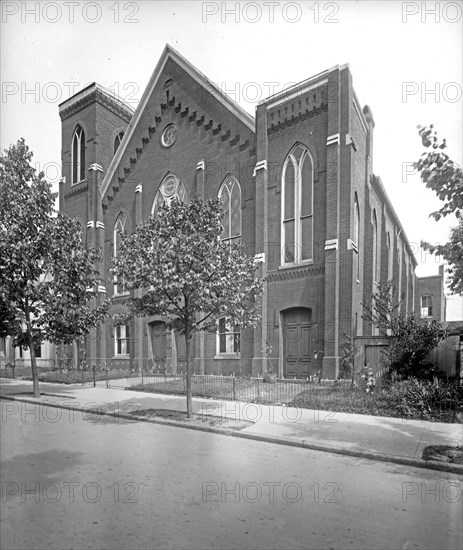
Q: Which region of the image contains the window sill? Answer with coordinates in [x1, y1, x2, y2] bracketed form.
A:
[279, 259, 314, 270]
[114, 292, 130, 298]
[71, 179, 86, 187]
[113, 354, 130, 359]
[214, 354, 240, 360]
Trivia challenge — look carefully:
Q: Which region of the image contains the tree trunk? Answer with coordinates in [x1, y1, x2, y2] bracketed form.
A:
[25, 307, 40, 398]
[185, 323, 193, 418]
[26, 323, 40, 398]
[29, 343, 40, 398]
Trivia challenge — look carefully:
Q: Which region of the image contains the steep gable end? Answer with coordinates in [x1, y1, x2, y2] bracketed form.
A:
[100, 44, 255, 200]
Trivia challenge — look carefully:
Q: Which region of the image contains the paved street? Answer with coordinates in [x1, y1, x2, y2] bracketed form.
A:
[1, 401, 461, 550]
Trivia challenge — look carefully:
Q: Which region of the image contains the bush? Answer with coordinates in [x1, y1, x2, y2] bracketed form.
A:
[388, 377, 463, 421]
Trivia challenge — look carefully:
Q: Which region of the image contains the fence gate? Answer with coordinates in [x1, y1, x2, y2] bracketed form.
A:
[364, 345, 388, 376]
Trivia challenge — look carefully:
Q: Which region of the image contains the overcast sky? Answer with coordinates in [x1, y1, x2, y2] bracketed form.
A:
[1, 0, 462, 319]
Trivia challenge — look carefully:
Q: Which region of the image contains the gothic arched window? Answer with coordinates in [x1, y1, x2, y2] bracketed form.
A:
[372, 210, 378, 283]
[152, 173, 187, 215]
[113, 213, 127, 295]
[72, 125, 85, 184]
[114, 131, 124, 155]
[281, 144, 314, 264]
[218, 175, 242, 245]
[354, 194, 360, 280]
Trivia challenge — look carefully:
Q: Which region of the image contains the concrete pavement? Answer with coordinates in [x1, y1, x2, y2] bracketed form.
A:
[1, 377, 462, 474]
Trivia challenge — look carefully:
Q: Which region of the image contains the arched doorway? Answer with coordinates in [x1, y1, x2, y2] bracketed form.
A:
[149, 321, 168, 370]
[282, 308, 314, 378]
[148, 322, 188, 373]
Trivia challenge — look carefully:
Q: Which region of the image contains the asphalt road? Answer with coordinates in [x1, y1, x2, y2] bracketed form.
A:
[1, 400, 461, 550]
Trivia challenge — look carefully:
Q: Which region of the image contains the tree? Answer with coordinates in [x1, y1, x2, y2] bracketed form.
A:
[361, 280, 403, 335]
[362, 281, 448, 380]
[385, 314, 448, 380]
[0, 139, 110, 397]
[112, 197, 264, 417]
[414, 125, 463, 295]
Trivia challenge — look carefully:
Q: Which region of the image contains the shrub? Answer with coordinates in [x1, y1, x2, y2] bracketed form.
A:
[390, 377, 463, 420]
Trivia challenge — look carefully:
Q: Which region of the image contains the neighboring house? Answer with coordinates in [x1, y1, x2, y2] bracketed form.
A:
[58, 44, 444, 378]
[0, 336, 55, 369]
[415, 265, 447, 322]
[1, 271, 57, 369]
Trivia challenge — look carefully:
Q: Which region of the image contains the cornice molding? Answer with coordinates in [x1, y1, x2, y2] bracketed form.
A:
[64, 183, 88, 201]
[267, 265, 324, 282]
[59, 88, 133, 123]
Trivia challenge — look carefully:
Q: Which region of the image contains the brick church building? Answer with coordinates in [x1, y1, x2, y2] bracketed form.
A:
[56, 44, 444, 379]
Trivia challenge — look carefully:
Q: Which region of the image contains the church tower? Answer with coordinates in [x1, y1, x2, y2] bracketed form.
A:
[58, 83, 134, 363]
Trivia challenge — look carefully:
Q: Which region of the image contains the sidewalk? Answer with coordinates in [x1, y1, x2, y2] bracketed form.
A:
[1, 377, 462, 474]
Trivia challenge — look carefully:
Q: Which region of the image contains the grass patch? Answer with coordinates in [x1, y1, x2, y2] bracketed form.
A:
[422, 445, 463, 464]
[19, 370, 141, 385]
[130, 378, 312, 404]
[128, 408, 253, 431]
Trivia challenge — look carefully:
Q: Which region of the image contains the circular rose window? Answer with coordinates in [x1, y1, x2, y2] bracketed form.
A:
[161, 124, 178, 147]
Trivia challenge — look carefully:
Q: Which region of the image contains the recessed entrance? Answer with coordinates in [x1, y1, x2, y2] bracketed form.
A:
[149, 321, 167, 369]
[283, 308, 314, 378]
[148, 322, 188, 373]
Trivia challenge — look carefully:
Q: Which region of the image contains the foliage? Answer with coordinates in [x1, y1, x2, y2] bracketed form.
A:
[390, 377, 462, 421]
[0, 139, 111, 396]
[112, 197, 264, 416]
[415, 125, 462, 220]
[339, 333, 359, 385]
[262, 341, 277, 383]
[362, 280, 447, 380]
[385, 314, 448, 380]
[420, 220, 463, 295]
[359, 365, 375, 393]
[361, 280, 403, 334]
[414, 125, 463, 295]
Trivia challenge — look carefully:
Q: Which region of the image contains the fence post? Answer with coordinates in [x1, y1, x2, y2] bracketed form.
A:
[233, 376, 236, 401]
[106, 368, 109, 388]
[81, 369, 84, 386]
[257, 376, 260, 400]
[93, 365, 96, 387]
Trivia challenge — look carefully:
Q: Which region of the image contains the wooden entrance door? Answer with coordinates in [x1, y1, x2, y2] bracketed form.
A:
[149, 322, 167, 369]
[176, 332, 187, 373]
[283, 309, 313, 377]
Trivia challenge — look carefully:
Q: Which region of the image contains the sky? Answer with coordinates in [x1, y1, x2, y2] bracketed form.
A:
[1, 0, 462, 320]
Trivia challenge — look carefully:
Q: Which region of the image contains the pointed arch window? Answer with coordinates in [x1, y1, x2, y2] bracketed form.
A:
[353, 194, 360, 281]
[372, 210, 378, 283]
[71, 125, 85, 184]
[152, 173, 187, 215]
[114, 131, 124, 155]
[114, 213, 128, 295]
[387, 232, 393, 280]
[281, 144, 314, 265]
[218, 175, 242, 245]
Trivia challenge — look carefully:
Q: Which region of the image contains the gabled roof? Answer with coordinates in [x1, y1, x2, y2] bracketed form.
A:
[100, 44, 254, 198]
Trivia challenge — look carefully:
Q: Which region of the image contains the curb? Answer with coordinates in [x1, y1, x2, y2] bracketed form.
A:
[2, 394, 463, 476]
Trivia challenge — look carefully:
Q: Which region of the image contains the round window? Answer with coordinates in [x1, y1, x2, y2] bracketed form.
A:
[161, 124, 178, 148]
